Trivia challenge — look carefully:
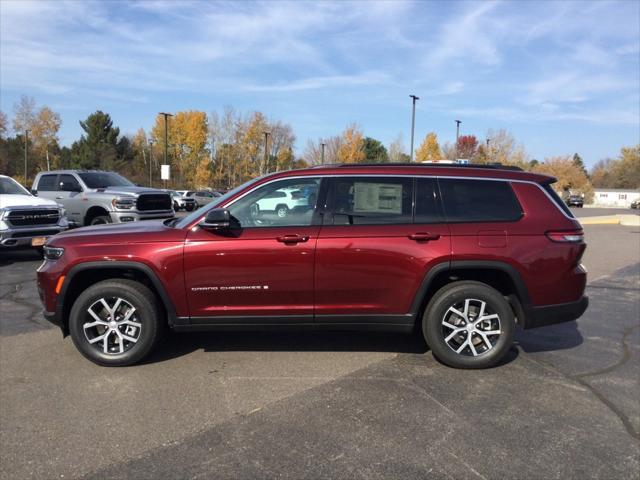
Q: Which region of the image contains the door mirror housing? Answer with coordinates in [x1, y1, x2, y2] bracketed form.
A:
[201, 208, 231, 230]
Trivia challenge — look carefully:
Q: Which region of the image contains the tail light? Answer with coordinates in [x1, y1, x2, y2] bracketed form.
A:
[546, 230, 584, 243]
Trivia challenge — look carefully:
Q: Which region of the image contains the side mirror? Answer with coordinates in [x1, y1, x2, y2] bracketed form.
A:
[201, 208, 231, 230]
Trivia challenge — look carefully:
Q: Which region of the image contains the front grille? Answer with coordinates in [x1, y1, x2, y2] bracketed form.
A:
[136, 194, 172, 211]
[6, 209, 60, 226]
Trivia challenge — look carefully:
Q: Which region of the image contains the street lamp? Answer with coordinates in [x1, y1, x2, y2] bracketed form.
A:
[159, 112, 173, 167]
[321, 142, 326, 165]
[455, 120, 461, 159]
[409, 95, 419, 162]
[148, 139, 154, 187]
[263, 131, 270, 174]
[23, 130, 29, 185]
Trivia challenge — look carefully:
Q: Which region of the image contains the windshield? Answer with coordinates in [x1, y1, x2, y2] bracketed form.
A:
[174, 176, 265, 229]
[79, 172, 134, 189]
[0, 177, 30, 195]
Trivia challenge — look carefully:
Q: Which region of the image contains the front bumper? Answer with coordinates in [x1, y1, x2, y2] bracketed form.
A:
[524, 295, 589, 329]
[110, 210, 174, 223]
[0, 226, 67, 247]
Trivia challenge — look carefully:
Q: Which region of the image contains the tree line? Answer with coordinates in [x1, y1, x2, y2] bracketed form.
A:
[1, 95, 638, 195]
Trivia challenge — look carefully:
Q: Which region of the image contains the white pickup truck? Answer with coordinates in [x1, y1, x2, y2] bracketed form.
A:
[0, 175, 69, 249]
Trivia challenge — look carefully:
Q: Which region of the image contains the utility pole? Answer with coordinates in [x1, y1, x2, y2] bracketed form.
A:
[455, 120, 461, 159]
[321, 142, 326, 165]
[24, 130, 29, 185]
[409, 95, 419, 162]
[148, 139, 154, 187]
[263, 131, 270, 174]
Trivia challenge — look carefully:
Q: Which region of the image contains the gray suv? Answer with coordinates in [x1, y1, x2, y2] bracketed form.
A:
[32, 170, 174, 226]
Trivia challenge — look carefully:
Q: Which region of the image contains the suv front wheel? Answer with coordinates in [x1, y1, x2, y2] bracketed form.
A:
[69, 279, 163, 366]
[423, 281, 515, 369]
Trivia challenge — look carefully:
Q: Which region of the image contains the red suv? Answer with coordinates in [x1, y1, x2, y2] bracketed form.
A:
[37, 164, 588, 368]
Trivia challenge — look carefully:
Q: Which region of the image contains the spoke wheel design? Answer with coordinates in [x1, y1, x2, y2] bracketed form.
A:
[441, 298, 501, 357]
[83, 297, 142, 355]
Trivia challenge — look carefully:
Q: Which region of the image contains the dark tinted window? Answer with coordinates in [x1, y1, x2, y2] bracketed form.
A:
[326, 177, 413, 225]
[415, 178, 443, 223]
[0, 177, 29, 195]
[78, 172, 133, 188]
[37, 174, 57, 191]
[58, 174, 82, 192]
[439, 179, 522, 222]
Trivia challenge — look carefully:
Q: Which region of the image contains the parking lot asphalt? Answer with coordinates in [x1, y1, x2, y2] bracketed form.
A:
[1, 208, 638, 479]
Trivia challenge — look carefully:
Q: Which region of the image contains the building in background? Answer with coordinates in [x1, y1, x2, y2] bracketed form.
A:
[592, 188, 640, 208]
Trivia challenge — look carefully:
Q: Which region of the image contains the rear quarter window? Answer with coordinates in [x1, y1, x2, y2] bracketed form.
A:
[543, 184, 575, 218]
[439, 178, 522, 222]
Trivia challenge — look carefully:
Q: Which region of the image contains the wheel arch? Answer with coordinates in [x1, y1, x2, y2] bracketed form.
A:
[410, 260, 531, 327]
[57, 261, 177, 336]
[84, 206, 110, 225]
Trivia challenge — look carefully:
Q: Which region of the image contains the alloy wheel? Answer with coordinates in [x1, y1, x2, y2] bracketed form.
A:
[83, 297, 142, 355]
[441, 298, 502, 356]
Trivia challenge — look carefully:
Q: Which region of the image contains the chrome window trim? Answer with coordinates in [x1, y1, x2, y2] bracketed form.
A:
[188, 172, 574, 228]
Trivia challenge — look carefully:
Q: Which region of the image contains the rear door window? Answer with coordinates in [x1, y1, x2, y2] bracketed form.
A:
[439, 179, 522, 222]
[37, 174, 58, 191]
[325, 177, 413, 225]
[415, 178, 444, 224]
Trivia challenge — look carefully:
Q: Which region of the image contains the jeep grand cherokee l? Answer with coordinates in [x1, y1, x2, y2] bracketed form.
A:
[37, 164, 588, 368]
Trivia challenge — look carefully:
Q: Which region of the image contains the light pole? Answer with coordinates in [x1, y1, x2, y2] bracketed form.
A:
[409, 95, 419, 162]
[263, 131, 270, 174]
[321, 142, 326, 165]
[455, 120, 461, 159]
[23, 130, 29, 185]
[148, 139, 154, 187]
[486, 138, 491, 163]
[159, 112, 173, 164]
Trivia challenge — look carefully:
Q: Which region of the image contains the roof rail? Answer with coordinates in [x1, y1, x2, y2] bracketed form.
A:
[308, 163, 523, 172]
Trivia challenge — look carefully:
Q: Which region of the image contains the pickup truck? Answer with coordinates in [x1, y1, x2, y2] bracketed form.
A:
[0, 175, 69, 248]
[32, 170, 174, 226]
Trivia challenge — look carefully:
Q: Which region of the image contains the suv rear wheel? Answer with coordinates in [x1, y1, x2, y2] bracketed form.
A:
[69, 279, 163, 366]
[423, 281, 515, 369]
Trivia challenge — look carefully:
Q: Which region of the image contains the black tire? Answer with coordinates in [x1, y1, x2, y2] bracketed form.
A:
[185, 204, 194, 212]
[275, 204, 288, 218]
[422, 281, 515, 369]
[173, 201, 180, 210]
[69, 279, 163, 366]
[89, 215, 111, 225]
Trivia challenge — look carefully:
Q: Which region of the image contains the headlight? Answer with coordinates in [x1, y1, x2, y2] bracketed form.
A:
[112, 197, 136, 210]
[0, 208, 6, 231]
[43, 246, 65, 260]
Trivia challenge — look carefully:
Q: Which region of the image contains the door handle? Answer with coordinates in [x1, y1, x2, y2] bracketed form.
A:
[55, 196, 64, 199]
[408, 232, 440, 242]
[276, 234, 309, 244]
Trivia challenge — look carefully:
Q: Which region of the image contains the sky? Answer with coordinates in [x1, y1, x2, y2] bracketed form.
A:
[1, 0, 639, 167]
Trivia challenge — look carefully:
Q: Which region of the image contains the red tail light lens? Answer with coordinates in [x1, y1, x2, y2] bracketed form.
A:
[546, 230, 584, 243]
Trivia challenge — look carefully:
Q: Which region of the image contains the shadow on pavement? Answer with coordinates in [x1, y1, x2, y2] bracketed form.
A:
[143, 330, 431, 365]
[0, 248, 43, 266]
[515, 320, 584, 353]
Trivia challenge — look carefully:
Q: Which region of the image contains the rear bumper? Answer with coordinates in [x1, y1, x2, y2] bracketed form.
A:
[524, 296, 589, 329]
